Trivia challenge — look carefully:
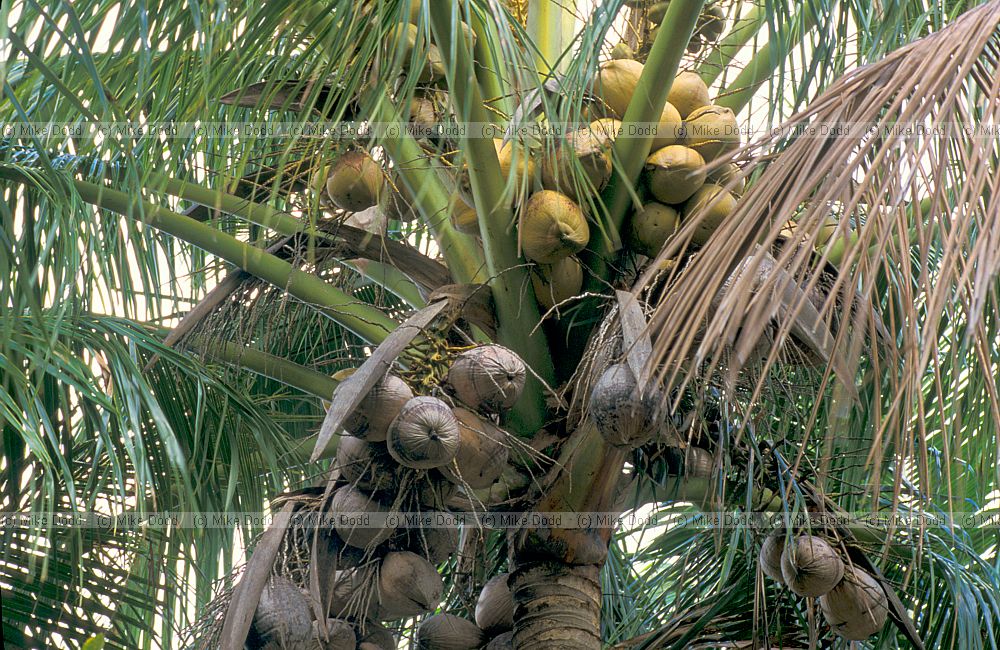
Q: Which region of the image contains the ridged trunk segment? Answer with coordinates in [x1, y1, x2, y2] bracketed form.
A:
[509, 562, 602, 650]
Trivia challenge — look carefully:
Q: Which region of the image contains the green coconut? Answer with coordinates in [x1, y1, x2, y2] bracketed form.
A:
[343, 373, 414, 442]
[449, 193, 479, 235]
[447, 345, 527, 412]
[667, 71, 711, 119]
[645, 145, 707, 204]
[628, 202, 680, 257]
[815, 218, 859, 267]
[684, 105, 740, 161]
[416, 613, 486, 650]
[683, 183, 737, 245]
[326, 151, 384, 212]
[442, 407, 510, 489]
[651, 101, 683, 150]
[610, 42, 635, 60]
[474, 573, 515, 636]
[520, 190, 589, 264]
[377, 551, 444, 618]
[330, 485, 396, 549]
[388, 23, 446, 83]
[819, 567, 889, 641]
[531, 256, 583, 311]
[647, 1, 669, 24]
[759, 532, 787, 584]
[387, 396, 460, 470]
[589, 363, 661, 447]
[780, 535, 845, 598]
[706, 162, 744, 193]
[249, 576, 313, 648]
[541, 129, 612, 202]
[593, 59, 644, 117]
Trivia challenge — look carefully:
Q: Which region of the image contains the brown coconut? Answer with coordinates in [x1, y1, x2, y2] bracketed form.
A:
[377, 551, 444, 618]
[531, 256, 583, 311]
[684, 446, 714, 479]
[520, 190, 589, 264]
[414, 471, 460, 510]
[484, 631, 514, 650]
[343, 374, 414, 442]
[387, 396, 460, 470]
[684, 105, 740, 161]
[410, 95, 440, 139]
[395, 512, 459, 565]
[357, 622, 397, 650]
[447, 345, 526, 412]
[780, 535, 845, 598]
[683, 183, 737, 246]
[628, 202, 680, 257]
[416, 613, 486, 650]
[441, 408, 509, 489]
[541, 129, 612, 202]
[336, 437, 399, 493]
[667, 71, 711, 119]
[327, 567, 381, 621]
[250, 576, 313, 648]
[819, 566, 889, 640]
[759, 532, 786, 584]
[330, 485, 396, 549]
[300, 619, 356, 650]
[593, 59, 644, 117]
[645, 145, 707, 204]
[474, 573, 515, 636]
[326, 151, 384, 212]
[449, 192, 479, 235]
[651, 101, 683, 150]
[589, 363, 661, 447]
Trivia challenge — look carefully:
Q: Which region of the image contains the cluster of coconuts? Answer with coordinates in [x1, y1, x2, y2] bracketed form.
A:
[413, 572, 516, 649]
[759, 532, 889, 641]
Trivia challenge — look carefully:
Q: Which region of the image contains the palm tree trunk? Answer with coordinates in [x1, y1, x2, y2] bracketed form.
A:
[510, 562, 602, 650]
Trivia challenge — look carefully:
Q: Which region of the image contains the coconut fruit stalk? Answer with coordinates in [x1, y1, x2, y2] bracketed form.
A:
[589, 363, 661, 447]
[343, 374, 414, 442]
[416, 613, 486, 650]
[326, 151, 384, 212]
[447, 345, 527, 412]
[387, 396, 461, 469]
[819, 566, 889, 640]
[683, 183, 737, 245]
[330, 485, 396, 548]
[520, 190, 590, 264]
[475, 573, 515, 636]
[645, 145, 707, 204]
[628, 202, 680, 257]
[442, 408, 510, 489]
[780, 535, 845, 597]
[249, 576, 313, 648]
[377, 551, 444, 618]
[531, 256, 583, 311]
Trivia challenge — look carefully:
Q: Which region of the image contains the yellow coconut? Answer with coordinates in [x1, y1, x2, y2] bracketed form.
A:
[449, 193, 479, 235]
[683, 183, 737, 245]
[610, 42, 634, 60]
[684, 105, 740, 161]
[593, 59, 644, 117]
[520, 190, 589, 264]
[409, 95, 440, 139]
[667, 71, 711, 119]
[541, 129, 612, 202]
[590, 118, 623, 148]
[706, 162, 744, 193]
[326, 151, 384, 212]
[651, 101, 683, 150]
[628, 202, 680, 257]
[531, 256, 584, 311]
[645, 145, 707, 204]
[496, 138, 536, 188]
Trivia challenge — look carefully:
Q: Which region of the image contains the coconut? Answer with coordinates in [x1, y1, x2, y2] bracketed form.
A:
[683, 183, 737, 245]
[343, 374, 414, 442]
[488, 464, 531, 503]
[449, 192, 479, 235]
[442, 408, 509, 489]
[298, 619, 356, 650]
[327, 567, 380, 621]
[684, 446, 714, 479]
[780, 535, 845, 598]
[697, 4, 726, 42]
[628, 202, 680, 257]
[667, 71, 710, 119]
[706, 162, 743, 193]
[447, 345, 526, 412]
[249, 576, 313, 648]
[388, 23, 446, 83]
[541, 129, 612, 202]
[396, 513, 459, 565]
[326, 151, 383, 213]
[819, 566, 889, 640]
[336, 437, 399, 493]
[610, 42, 634, 60]
[531, 256, 583, 311]
[645, 145, 707, 204]
[414, 471, 460, 510]
[409, 95, 440, 140]
[496, 139, 536, 188]
[520, 190, 589, 264]
[331, 485, 396, 549]
[484, 631, 514, 650]
[387, 396, 460, 470]
[416, 613, 486, 650]
[358, 622, 397, 650]
[475, 573, 515, 636]
[593, 59, 644, 117]
[684, 105, 740, 161]
[647, 1, 669, 24]
[589, 363, 661, 447]
[589, 118, 623, 148]
[377, 551, 444, 618]
[650, 101, 683, 150]
[311, 164, 333, 207]
[379, 178, 418, 222]
[759, 532, 786, 584]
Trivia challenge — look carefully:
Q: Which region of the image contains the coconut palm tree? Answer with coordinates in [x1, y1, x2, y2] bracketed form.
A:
[3, 0, 1000, 648]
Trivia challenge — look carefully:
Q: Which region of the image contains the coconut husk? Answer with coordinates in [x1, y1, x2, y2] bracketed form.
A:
[416, 613, 486, 650]
[343, 374, 414, 442]
[496, 139, 536, 188]
[645, 145, 707, 204]
[409, 95, 440, 141]
[589, 363, 661, 448]
[628, 202, 679, 258]
[447, 345, 526, 412]
[300, 619, 356, 650]
[487, 464, 531, 503]
[651, 101, 683, 150]
[819, 566, 889, 640]
[449, 193, 479, 235]
[357, 621, 397, 650]
[780, 535, 845, 598]
[377, 551, 444, 618]
[683, 183, 737, 245]
[326, 151, 384, 212]
[589, 118, 623, 148]
[413, 471, 460, 510]
[540, 129, 612, 202]
[249, 576, 313, 648]
[684, 446, 714, 479]
[394, 512, 459, 565]
[327, 566, 381, 621]
[330, 485, 396, 549]
[592, 59, 644, 117]
[441, 408, 509, 489]
[684, 105, 740, 161]
[706, 162, 743, 194]
[520, 190, 589, 264]
[387, 396, 460, 469]
[475, 573, 515, 636]
[336, 437, 400, 493]
[759, 532, 786, 584]
[531, 256, 583, 311]
[484, 631, 514, 650]
[667, 71, 711, 119]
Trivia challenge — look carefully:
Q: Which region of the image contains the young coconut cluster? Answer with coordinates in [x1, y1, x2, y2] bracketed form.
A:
[759, 531, 889, 641]
[642, 0, 726, 55]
